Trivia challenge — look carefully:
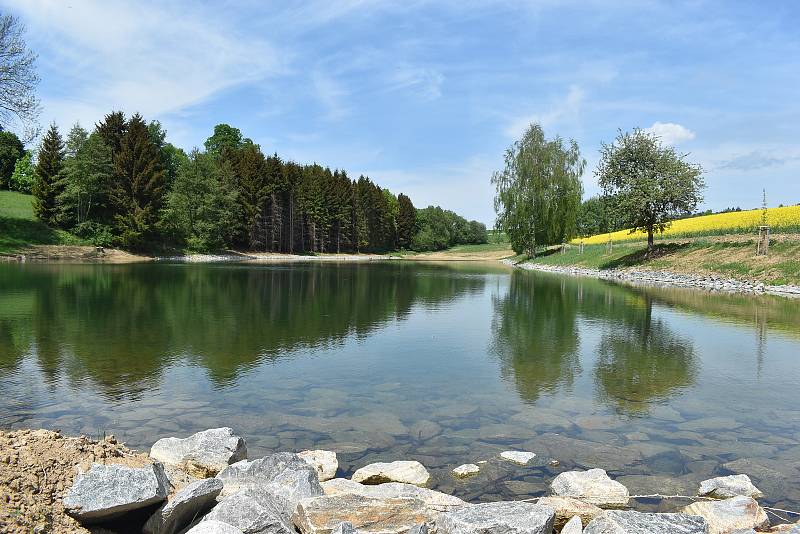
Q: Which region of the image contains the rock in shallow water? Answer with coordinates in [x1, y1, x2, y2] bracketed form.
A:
[500, 450, 536, 465]
[351, 460, 430, 486]
[293, 493, 433, 534]
[682, 496, 769, 534]
[583, 510, 708, 534]
[698, 474, 763, 499]
[63, 462, 170, 523]
[144, 477, 223, 534]
[550, 468, 630, 508]
[452, 464, 480, 478]
[299, 450, 339, 482]
[150, 427, 246, 477]
[435, 502, 555, 534]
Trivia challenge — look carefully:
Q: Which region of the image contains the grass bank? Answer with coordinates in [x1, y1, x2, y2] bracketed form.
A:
[0, 191, 86, 254]
[526, 235, 800, 286]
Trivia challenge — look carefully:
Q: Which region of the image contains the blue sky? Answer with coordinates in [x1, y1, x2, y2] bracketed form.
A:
[4, 0, 799, 224]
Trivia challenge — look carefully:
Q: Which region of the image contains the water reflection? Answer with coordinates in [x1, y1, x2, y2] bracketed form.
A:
[0, 262, 486, 399]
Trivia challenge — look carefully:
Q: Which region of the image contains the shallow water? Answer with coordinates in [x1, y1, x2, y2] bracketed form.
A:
[1, 261, 799, 512]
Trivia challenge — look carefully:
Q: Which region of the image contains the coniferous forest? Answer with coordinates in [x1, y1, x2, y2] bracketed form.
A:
[6, 112, 487, 253]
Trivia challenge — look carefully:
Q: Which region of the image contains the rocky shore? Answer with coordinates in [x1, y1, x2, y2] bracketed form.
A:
[503, 260, 800, 298]
[2, 427, 798, 534]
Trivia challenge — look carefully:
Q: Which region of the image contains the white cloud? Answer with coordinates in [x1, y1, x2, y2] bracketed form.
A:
[8, 0, 284, 129]
[505, 85, 585, 139]
[644, 121, 696, 145]
[387, 65, 444, 100]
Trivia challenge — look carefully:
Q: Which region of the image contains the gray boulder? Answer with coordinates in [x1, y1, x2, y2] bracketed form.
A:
[698, 474, 763, 499]
[150, 427, 246, 477]
[63, 462, 170, 523]
[583, 511, 709, 533]
[185, 519, 245, 534]
[550, 469, 630, 508]
[561, 515, 583, 534]
[144, 477, 223, 534]
[331, 523, 360, 534]
[203, 489, 292, 534]
[321, 478, 465, 510]
[435, 502, 555, 534]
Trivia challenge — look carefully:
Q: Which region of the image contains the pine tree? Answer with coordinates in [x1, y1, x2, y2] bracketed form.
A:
[110, 113, 165, 249]
[95, 111, 127, 156]
[397, 193, 416, 249]
[235, 142, 269, 249]
[32, 123, 65, 225]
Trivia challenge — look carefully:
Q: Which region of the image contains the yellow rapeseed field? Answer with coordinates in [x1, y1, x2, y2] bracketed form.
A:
[579, 205, 800, 244]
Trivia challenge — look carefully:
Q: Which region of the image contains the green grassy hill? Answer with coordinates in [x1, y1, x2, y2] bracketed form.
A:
[0, 191, 85, 254]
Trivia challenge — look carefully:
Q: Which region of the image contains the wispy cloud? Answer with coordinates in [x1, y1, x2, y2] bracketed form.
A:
[387, 65, 444, 100]
[504, 85, 585, 139]
[311, 71, 351, 121]
[644, 121, 695, 145]
[9, 0, 284, 128]
[716, 150, 799, 171]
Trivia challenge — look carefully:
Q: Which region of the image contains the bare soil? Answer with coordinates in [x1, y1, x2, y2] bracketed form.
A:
[0, 429, 152, 534]
[2, 245, 151, 263]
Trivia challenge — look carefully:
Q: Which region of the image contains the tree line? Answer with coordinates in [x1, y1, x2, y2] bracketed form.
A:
[1, 114, 487, 252]
[493, 124, 704, 255]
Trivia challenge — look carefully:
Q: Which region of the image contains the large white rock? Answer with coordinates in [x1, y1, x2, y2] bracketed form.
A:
[144, 477, 223, 534]
[63, 462, 170, 523]
[550, 469, 630, 508]
[682, 496, 769, 534]
[293, 493, 434, 534]
[698, 474, 763, 499]
[150, 427, 247, 477]
[352, 461, 430, 486]
[299, 450, 338, 482]
[435, 502, 555, 534]
[185, 520, 245, 534]
[452, 464, 480, 478]
[561, 515, 583, 534]
[321, 478, 465, 510]
[583, 511, 708, 533]
[501, 451, 536, 465]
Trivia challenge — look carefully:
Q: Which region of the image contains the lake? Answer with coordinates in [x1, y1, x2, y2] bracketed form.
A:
[1, 261, 799, 513]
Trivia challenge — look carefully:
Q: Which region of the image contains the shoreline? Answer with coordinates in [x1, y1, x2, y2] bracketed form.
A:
[2, 426, 794, 533]
[503, 259, 800, 298]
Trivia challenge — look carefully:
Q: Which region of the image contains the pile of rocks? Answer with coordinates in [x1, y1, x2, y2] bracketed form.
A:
[56, 428, 799, 534]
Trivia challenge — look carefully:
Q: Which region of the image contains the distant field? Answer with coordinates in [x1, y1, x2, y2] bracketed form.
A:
[579, 205, 800, 244]
[0, 191, 85, 254]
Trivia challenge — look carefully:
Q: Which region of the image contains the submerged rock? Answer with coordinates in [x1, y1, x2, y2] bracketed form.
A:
[698, 474, 763, 499]
[63, 462, 170, 523]
[150, 427, 246, 477]
[321, 478, 465, 510]
[435, 502, 555, 534]
[293, 493, 433, 534]
[452, 464, 480, 478]
[144, 477, 223, 534]
[561, 515, 583, 534]
[299, 450, 339, 482]
[583, 511, 708, 533]
[535, 496, 602, 528]
[351, 460, 430, 486]
[500, 451, 536, 465]
[550, 468, 630, 508]
[185, 519, 246, 534]
[682, 496, 769, 534]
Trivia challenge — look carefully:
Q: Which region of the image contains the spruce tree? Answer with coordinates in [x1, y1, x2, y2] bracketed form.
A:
[32, 123, 65, 225]
[397, 193, 416, 249]
[111, 113, 165, 249]
[95, 111, 127, 156]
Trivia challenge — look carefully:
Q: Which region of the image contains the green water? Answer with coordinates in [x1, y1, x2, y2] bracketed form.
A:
[1, 261, 800, 512]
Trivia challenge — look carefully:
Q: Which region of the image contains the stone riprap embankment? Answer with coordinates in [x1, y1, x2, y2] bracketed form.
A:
[504, 259, 800, 298]
[3, 426, 799, 533]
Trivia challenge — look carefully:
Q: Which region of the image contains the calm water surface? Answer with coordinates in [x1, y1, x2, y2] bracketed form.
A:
[1, 261, 800, 512]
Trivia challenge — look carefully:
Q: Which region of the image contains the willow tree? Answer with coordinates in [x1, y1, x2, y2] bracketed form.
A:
[597, 128, 704, 253]
[492, 123, 584, 256]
